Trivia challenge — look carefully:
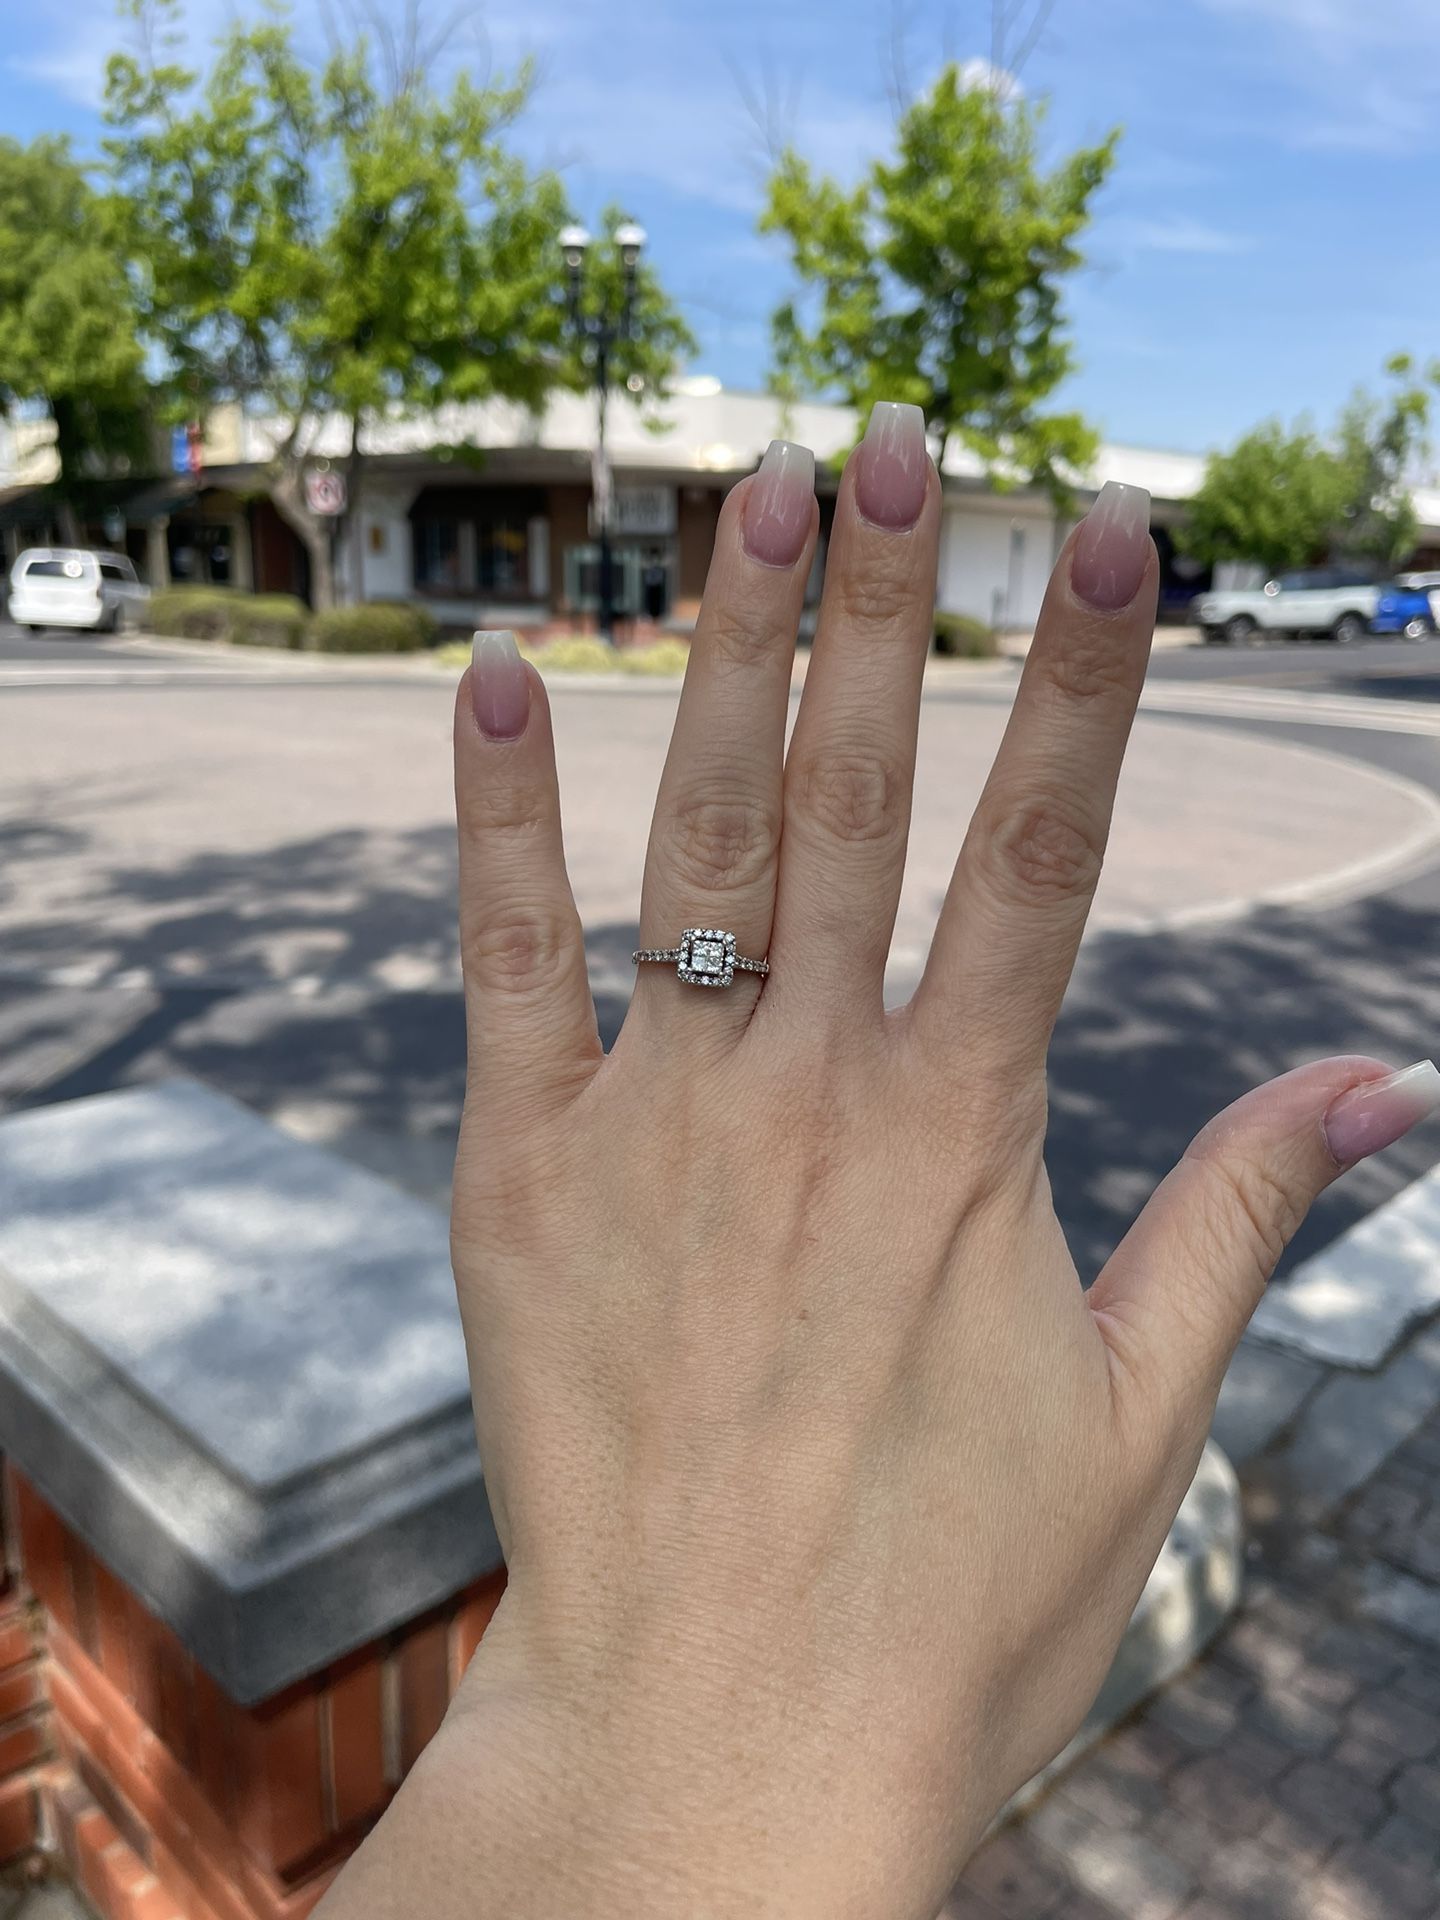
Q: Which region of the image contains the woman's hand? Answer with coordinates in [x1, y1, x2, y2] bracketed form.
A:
[327, 406, 1437, 1920]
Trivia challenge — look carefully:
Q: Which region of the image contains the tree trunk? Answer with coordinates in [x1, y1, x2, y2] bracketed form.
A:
[270, 458, 336, 611]
[50, 398, 85, 547]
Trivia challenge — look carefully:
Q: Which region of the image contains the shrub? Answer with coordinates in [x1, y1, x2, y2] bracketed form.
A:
[619, 637, 690, 675]
[148, 587, 309, 650]
[305, 601, 439, 653]
[933, 611, 998, 659]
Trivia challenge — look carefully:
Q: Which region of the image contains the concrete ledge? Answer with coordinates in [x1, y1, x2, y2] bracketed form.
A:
[0, 1081, 498, 1703]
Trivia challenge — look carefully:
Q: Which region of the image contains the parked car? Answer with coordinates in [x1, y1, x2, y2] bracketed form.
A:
[1371, 577, 1438, 638]
[1194, 566, 1380, 645]
[7, 548, 149, 633]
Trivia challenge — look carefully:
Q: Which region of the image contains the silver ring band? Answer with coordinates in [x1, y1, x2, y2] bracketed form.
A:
[632, 927, 769, 988]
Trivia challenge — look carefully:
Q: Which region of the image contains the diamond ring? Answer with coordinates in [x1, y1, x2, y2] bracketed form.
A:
[632, 927, 770, 989]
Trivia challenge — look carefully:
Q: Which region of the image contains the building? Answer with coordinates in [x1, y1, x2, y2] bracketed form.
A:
[5, 385, 1440, 633]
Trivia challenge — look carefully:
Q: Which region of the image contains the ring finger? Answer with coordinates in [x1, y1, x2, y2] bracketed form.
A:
[628, 440, 817, 1048]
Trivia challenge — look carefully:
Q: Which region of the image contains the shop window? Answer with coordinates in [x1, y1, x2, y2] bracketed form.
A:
[414, 519, 462, 590]
[478, 517, 529, 595]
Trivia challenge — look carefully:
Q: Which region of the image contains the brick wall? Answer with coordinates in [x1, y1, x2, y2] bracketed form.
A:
[0, 1466, 507, 1919]
[0, 1469, 45, 1863]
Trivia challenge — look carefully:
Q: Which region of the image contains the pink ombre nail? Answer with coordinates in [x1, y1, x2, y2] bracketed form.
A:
[1072, 481, 1152, 611]
[742, 440, 815, 568]
[854, 401, 929, 531]
[470, 630, 531, 740]
[1323, 1061, 1440, 1167]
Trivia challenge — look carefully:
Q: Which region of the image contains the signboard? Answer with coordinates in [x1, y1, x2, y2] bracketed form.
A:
[304, 468, 347, 516]
[170, 423, 203, 476]
[612, 483, 677, 537]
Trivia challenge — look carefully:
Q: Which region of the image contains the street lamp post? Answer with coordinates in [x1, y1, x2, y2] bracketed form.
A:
[560, 220, 646, 643]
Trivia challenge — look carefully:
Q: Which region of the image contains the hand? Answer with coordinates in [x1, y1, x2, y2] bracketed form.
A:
[325, 408, 1436, 1920]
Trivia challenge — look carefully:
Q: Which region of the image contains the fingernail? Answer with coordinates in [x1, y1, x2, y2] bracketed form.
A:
[1323, 1061, 1440, 1166]
[1071, 481, 1152, 611]
[854, 401, 929, 531]
[742, 440, 815, 568]
[470, 630, 530, 740]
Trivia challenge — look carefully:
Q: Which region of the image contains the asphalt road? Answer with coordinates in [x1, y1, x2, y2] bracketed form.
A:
[5, 621, 1440, 1282]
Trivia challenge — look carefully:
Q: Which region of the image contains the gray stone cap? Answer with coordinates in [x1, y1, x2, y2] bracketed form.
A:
[0, 1081, 500, 1704]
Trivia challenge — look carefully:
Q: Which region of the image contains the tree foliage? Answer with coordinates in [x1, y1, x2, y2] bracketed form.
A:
[0, 136, 148, 536]
[759, 62, 1117, 499]
[103, 0, 691, 605]
[1183, 356, 1440, 576]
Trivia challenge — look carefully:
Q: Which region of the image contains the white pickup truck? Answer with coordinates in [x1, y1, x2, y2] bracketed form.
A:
[1194, 566, 1380, 645]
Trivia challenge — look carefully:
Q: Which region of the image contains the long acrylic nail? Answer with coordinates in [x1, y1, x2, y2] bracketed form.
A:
[1071, 481, 1152, 611]
[470, 630, 530, 740]
[854, 401, 929, 531]
[742, 440, 815, 568]
[1323, 1061, 1440, 1166]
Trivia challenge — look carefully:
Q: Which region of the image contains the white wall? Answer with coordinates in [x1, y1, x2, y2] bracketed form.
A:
[938, 497, 1059, 630]
[339, 483, 417, 601]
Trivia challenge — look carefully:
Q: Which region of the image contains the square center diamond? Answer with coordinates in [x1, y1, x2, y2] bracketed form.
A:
[690, 939, 725, 974]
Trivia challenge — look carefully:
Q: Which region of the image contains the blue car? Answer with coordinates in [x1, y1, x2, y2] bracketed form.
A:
[1372, 577, 1438, 637]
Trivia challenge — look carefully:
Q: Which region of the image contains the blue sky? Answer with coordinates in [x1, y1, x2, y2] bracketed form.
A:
[3, 0, 1439, 456]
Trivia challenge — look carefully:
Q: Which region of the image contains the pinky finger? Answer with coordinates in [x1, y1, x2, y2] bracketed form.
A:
[454, 632, 601, 1122]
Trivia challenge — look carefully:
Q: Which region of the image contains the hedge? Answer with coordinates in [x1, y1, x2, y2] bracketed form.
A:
[305, 602, 438, 653]
[933, 610, 999, 659]
[148, 587, 309, 650]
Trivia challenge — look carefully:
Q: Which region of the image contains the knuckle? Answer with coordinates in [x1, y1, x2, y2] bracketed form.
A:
[832, 548, 917, 631]
[973, 792, 1105, 905]
[1190, 1147, 1300, 1284]
[662, 789, 779, 894]
[1037, 624, 1141, 706]
[463, 905, 577, 997]
[789, 747, 903, 846]
[458, 778, 547, 840]
[701, 601, 772, 670]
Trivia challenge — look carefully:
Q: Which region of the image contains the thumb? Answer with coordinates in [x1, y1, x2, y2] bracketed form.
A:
[1091, 1055, 1440, 1412]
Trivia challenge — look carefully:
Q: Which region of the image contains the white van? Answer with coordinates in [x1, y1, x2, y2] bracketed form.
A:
[8, 548, 150, 633]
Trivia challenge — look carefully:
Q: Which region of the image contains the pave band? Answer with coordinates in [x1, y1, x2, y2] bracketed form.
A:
[632, 927, 769, 989]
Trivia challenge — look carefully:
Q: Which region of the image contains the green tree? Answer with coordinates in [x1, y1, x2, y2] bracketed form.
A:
[759, 62, 1118, 496]
[1181, 421, 1349, 578]
[104, 2, 691, 608]
[1183, 356, 1440, 577]
[1332, 353, 1440, 568]
[0, 136, 148, 542]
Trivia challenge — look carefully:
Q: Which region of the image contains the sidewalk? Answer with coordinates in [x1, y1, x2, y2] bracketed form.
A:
[944, 1313, 1440, 1918]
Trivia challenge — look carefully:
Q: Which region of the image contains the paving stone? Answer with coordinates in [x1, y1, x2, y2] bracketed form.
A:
[1372, 1811, 1440, 1872]
[1224, 1725, 1299, 1784]
[1308, 1622, 1408, 1688]
[1196, 1835, 1314, 1919]
[1146, 1678, 1242, 1752]
[1322, 1839, 1440, 1918]
[1392, 1759, 1440, 1825]
[1329, 1731, 1405, 1786]
[1057, 1826, 1198, 1920]
[1169, 1753, 1272, 1836]
[1347, 1688, 1440, 1761]
[1399, 1658, 1440, 1713]
[1274, 1758, 1388, 1839]
[1272, 1329, 1440, 1512]
[1058, 1764, 1165, 1831]
[1144, 1810, 1228, 1879]
[1247, 1681, 1345, 1756]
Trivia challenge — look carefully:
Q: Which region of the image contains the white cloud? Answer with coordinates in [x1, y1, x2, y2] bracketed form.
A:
[1107, 216, 1253, 256]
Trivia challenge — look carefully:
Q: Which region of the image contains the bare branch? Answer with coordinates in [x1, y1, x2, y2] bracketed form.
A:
[730, 52, 802, 173]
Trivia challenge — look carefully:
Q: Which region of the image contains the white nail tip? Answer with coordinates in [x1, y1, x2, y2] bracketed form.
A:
[472, 629, 521, 669]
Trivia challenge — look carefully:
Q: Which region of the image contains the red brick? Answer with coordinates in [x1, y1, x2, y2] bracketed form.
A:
[324, 1652, 386, 1831]
[76, 1806, 121, 1908]
[0, 1715, 46, 1777]
[450, 1569, 506, 1686]
[0, 1773, 38, 1861]
[396, 1615, 449, 1773]
[233, 1685, 327, 1873]
[90, 1555, 139, 1704]
[189, 1663, 237, 1828]
[0, 1664, 43, 1722]
[0, 1607, 34, 1673]
[10, 1476, 78, 1637]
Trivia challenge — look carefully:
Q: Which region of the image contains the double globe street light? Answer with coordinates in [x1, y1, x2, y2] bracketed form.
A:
[559, 219, 646, 643]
